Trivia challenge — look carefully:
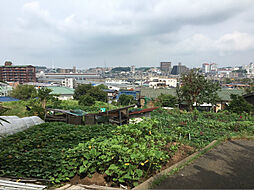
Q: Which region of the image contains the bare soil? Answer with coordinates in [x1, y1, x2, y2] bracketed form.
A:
[160, 143, 195, 171]
[70, 172, 108, 186]
[69, 143, 195, 188]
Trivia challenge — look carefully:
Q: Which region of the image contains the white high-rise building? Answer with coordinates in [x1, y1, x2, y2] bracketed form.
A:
[244, 62, 254, 75]
[202, 63, 217, 73]
[202, 63, 210, 73]
[131, 65, 135, 73]
[62, 78, 76, 89]
[210, 63, 217, 73]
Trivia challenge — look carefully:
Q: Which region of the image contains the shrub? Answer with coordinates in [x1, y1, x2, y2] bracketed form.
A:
[118, 94, 136, 106]
[155, 94, 177, 107]
[78, 95, 96, 106]
[227, 94, 254, 114]
[10, 85, 37, 100]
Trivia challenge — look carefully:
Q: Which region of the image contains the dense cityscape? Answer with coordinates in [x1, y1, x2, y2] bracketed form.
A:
[1, 0, 254, 189]
[1, 60, 254, 92]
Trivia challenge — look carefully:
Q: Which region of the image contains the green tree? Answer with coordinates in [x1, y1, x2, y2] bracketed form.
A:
[74, 84, 107, 102]
[37, 87, 54, 109]
[87, 87, 107, 102]
[10, 85, 37, 100]
[226, 94, 254, 114]
[177, 69, 221, 111]
[26, 88, 58, 119]
[97, 84, 108, 90]
[155, 94, 177, 107]
[224, 78, 232, 84]
[78, 95, 96, 106]
[27, 99, 45, 119]
[245, 81, 254, 94]
[73, 84, 93, 100]
[118, 94, 136, 106]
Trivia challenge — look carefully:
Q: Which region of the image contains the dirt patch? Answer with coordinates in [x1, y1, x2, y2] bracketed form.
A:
[70, 172, 108, 186]
[162, 144, 195, 171]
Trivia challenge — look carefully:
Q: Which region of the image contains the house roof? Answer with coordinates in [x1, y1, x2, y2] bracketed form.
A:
[46, 86, 75, 95]
[140, 88, 176, 99]
[217, 89, 245, 101]
[140, 88, 245, 101]
[0, 96, 20, 102]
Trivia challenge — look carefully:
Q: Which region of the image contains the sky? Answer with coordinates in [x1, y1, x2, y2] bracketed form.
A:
[0, 0, 254, 69]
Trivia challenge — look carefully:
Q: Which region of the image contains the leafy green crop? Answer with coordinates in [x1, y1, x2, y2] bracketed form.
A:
[1, 109, 254, 187]
[0, 122, 115, 180]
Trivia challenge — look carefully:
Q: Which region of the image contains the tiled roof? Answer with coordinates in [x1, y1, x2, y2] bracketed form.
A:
[217, 89, 245, 101]
[140, 88, 245, 101]
[140, 88, 176, 99]
[46, 87, 75, 95]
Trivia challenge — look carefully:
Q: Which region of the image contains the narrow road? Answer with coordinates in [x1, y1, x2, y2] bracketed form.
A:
[153, 139, 254, 189]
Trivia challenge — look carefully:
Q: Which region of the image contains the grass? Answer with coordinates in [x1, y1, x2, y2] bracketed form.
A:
[1, 101, 31, 118]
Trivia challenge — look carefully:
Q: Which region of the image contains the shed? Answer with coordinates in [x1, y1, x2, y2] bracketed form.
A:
[84, 105, 135, 125]
[45, 109, 86, 125]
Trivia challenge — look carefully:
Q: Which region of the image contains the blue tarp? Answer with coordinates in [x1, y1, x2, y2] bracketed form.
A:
[0, 96, 20, 102]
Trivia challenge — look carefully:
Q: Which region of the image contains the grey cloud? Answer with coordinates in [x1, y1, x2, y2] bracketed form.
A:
[0, 0, 254, 68]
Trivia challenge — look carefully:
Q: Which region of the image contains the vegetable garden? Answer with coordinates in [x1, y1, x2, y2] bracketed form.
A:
[0, 109, 254, 187]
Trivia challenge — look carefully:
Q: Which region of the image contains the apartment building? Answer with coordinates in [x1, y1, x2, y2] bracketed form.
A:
[149, 77, 178, 88]
[0, 61, 36, 83]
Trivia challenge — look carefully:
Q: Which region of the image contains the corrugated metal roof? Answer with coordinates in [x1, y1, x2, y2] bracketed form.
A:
[140, 88, 176, 99]
[140, 88, 245, 101]
[46, 108, 86, 116]
[217, 89, 245, 101]
[46, 87, 75, 95]
[0, 97, 20, 102]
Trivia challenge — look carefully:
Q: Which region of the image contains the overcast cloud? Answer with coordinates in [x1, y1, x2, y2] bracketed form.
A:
[0, 0, 254, 69]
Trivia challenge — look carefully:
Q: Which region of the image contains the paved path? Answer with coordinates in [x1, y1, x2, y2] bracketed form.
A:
[153, 139, 254, 189]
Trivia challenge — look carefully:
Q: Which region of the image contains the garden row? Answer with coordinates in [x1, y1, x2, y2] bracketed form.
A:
[0, 109, 254, 187]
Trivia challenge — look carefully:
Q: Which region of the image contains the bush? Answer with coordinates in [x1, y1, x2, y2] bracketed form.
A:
[226, 94, 254, 114]
[74, 84, 107, 102]
[118, 94, 136, 106]
[78, 95, 95, 106]
[10, 85, 37, 100]
[155, 94, 177, 107]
